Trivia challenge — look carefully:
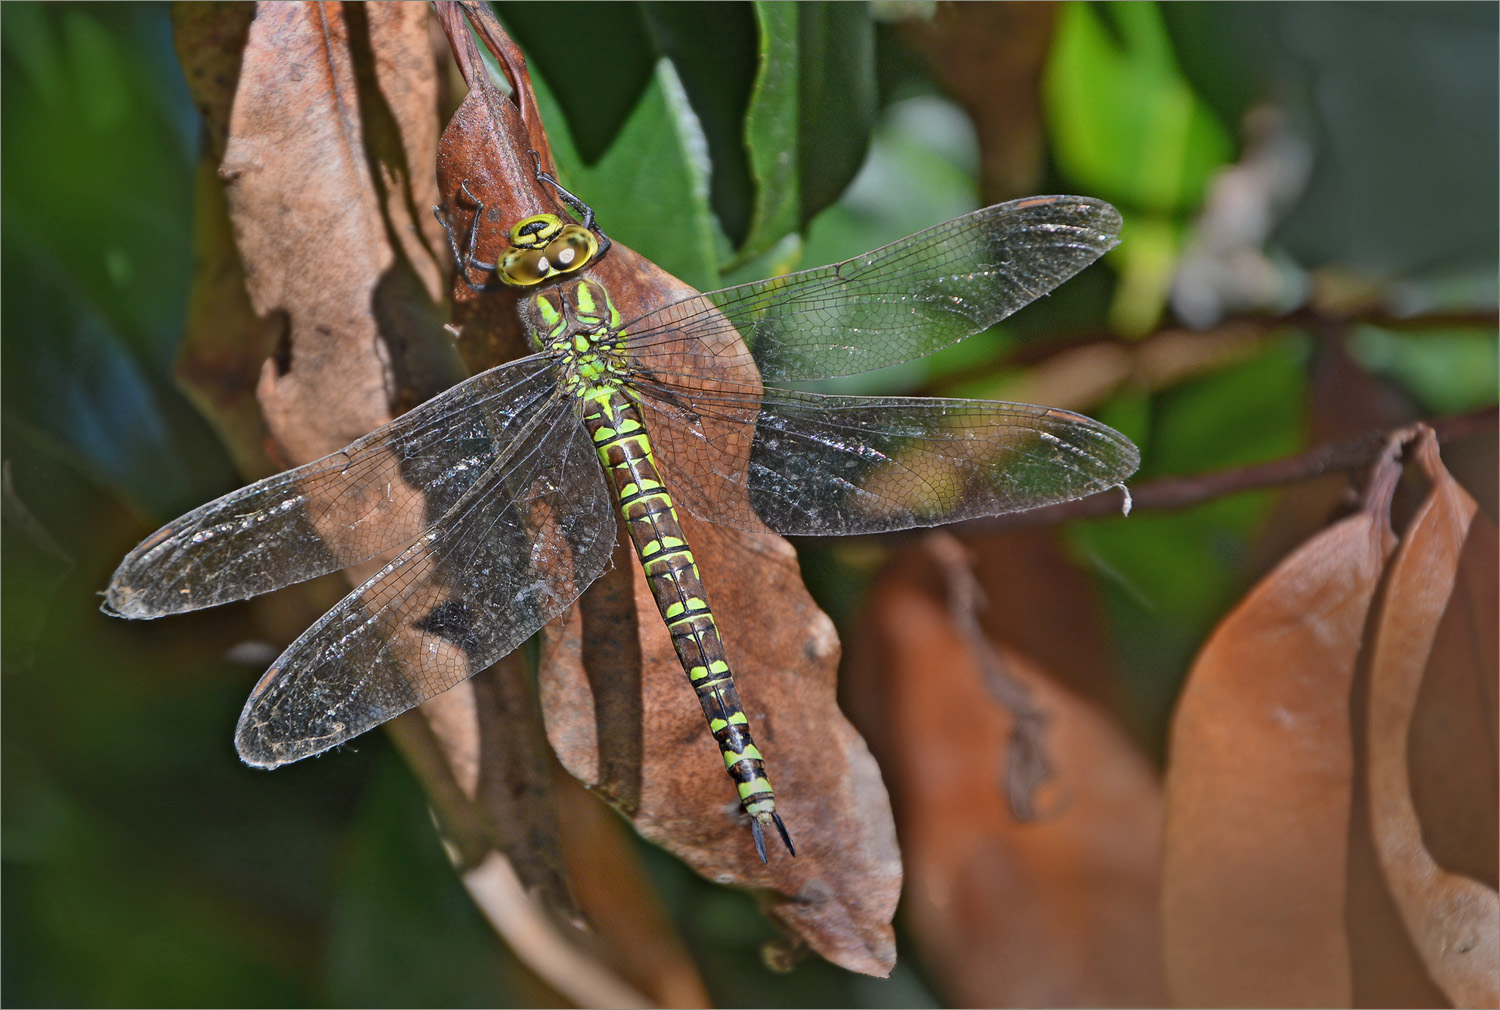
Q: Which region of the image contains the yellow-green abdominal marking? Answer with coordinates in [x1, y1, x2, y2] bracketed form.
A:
[520, 278, 794, 861]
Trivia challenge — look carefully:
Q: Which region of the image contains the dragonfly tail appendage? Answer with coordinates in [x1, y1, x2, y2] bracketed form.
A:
[583, 386, 796, 860]
[751, 811, 796, 863]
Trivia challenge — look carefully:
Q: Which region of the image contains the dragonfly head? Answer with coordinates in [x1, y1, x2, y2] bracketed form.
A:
[498, 213, 600, 287]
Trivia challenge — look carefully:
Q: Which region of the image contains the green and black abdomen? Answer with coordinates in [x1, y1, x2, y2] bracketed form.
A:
[580, 386, 793, 860]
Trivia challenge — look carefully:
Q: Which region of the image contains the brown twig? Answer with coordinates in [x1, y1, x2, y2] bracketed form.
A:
[966, 405, 1498, 532]
[925, 532, 1053, 820]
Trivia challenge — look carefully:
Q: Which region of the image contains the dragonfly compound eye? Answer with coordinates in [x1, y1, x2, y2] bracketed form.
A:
[544, 226, 599, 276]
[508, 213, 563, 249]
[499, 246, 553, 287]
[500, 221, 601, 286]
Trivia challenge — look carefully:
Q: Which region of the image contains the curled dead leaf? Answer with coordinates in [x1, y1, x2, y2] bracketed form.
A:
[1165, 424, 1499, 1009]
[1163, 439, 1401, 1007]
[1365, 429, 1499, 1009]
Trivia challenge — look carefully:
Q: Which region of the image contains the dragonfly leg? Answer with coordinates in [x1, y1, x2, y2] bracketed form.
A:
[530, 150, 613, 262]
[433, 180, 506, 293]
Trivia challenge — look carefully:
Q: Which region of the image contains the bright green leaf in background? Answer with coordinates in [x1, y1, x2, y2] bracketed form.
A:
[530, 57, 722, 293]
[794, 2, 877, 228]
[731, 1, 800, 268]
[1045, 2, 1234, 335]
[1044, 2, 1232, 215]
[1349, 325, 1500, 415]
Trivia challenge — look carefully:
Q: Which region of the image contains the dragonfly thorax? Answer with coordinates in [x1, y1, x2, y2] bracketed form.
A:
[521, 278, 629, 398]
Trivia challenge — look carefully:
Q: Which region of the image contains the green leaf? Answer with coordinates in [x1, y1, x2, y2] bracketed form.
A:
[1044, 2, 1232, 215]
[797, 2, 877, 225]
[643, 3, 761, 247]
[1348, 325, 1500, 414]
[493, 2, 656, 163]
[728, 1, 801, 268]
[532, 58, 721, 291]
[500, 3, 783, 264]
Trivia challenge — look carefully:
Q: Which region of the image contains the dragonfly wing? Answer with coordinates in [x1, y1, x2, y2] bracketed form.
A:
[104, 355, 557, 617]
[632, 378, 764, 530]
[234, 398, 616, 766]
[624, 196, 1121, 383]
[638, 383, 1138, 536]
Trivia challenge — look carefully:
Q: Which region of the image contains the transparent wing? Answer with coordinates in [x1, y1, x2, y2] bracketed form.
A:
[235, 397, 617, 766]
[104, 354, 556, 618]
[624, 196, 1121, 383]
[635, 380, 1139, 536]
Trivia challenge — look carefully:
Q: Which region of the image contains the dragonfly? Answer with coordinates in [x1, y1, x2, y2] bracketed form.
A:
[105, 189, 1138, 861]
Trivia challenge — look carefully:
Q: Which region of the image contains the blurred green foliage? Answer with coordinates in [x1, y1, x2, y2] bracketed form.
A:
[3, 2, 1495, 1007]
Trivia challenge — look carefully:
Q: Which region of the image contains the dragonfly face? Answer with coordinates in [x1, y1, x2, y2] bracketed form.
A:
[498, 213, 601, 287]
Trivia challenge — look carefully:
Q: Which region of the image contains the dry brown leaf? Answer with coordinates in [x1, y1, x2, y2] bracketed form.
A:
[359, 1, 447, 299]
[214, 2, 454, 462]
[1408, 500, 1499, 890]
[1162, 444, 1402, 1007]
[1365, 430, 1499, 1009]
[961, 527, 1125, 711]
[174, 0, 593, 985]
[846, 536, 1167, 1006]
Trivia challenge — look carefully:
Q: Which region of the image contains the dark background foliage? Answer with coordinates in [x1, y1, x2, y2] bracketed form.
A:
[3, 2, 1495, 1006]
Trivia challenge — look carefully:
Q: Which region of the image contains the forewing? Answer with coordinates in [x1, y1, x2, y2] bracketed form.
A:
[235, 398, 616, 766]
[104, 355, 556, 617]
[625, 196, 1121, 383]
[638, 383, 1139, 536]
